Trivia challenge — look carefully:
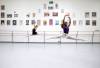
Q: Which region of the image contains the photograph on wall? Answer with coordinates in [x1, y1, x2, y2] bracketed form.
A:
[61, 9, 64, 13]
[92, 20, 96, 26]
[49, 1, 54, 4]
[44, 12, 49, 17]
[49, 19, 53, 25]
[1, 12, 5, 18]
[31, 20, 36, 25]
[26, 14, 30, 18]
[32, 13, 36, 17]
[92, 12, 96, 17]
[52, 12, 58, 16]
[37, 20, 41, 26]
[73, 20, 76, 26]
[85, 12, 90, 18]
[13, 20, 17, 25]
[1, 5, 5, 10]
[14, 14, 18, 18]
[43, 3, 47, 9]
[1, 20, 5, 25]
[7, 14, 12, 18]
[55, 3, 58, 9]
[79, 20, 83, 26]
[19, 20, 23, 25]
[7, 20, 11, 25]
[55, 20, 59, 25]
[26, 20, 29, 25]
[86, 20, 90, 25]
[43, 20, 47, 26]
[38, 9, 41, 13]
[48, 6, 53, 10]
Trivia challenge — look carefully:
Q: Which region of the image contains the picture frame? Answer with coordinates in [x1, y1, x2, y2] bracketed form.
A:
[49, 1, 54, 4]
[7, 14, 12, 18]
[26, 14, 30, 18]
[32, 13, 36, 17]
[1, 20, 5, 25]
[92, 20, 96, 26]
[14, 14, 18, 17]
[73, 20, 76, 26]
[92, 12, 96, 17]
[86, 20, 90, 25]
[7, 20, 11, 25]
[79, 20, 83, 26]
[1, 12, 5, 18]
[52, 12, 58, 16]
[48, 6, 53, 10]
[26, 20, 29, 25]
[37, 20, 41, 26]
[55, 20, 59, 25]
[43, 20, 47, 26]
[43, 3, 47, 9]
[13, 20, 17, 25]
[44, 12, 49, 17]
[61, 9, 64, 13]
[19, 20, 23, 25]
[85, 12, 90, 18]
[1, 5, 5, 10]
[49, 19, 53, 25]
[55, 3, 58, 9]
[31, 20, 36, 25]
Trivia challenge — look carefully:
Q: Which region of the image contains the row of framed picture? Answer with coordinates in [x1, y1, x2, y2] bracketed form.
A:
[0, 12, 59, 18]
[0, 11, 97, 18]
[0, 19, 96, 26]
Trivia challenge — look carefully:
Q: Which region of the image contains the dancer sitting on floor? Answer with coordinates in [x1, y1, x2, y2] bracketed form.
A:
[61, 14, 71, 37]
[32, 25, 38, 35]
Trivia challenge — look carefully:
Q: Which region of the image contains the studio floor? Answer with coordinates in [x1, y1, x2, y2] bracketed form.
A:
[0, 43, 100, 68]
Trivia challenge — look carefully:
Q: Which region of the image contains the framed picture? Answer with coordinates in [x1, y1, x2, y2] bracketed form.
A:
[32, 13, 36, 17]
[43, 20, 47, 26]
[55, 20, 59, 25]
[7, 14, 12, 18]
[37, 20, 41, 26]
[86, 20, 90, 25]
[1, 5, 5, 10]
[26, 14, 30, 18]
[26, 20, 29, 25]
[1, 12, 5, 18]
[13, 20, 17, 25]
[14, 14, 18, 17]
[31, 20, 36, 25]
[38, 9, 41, 13]
[49, 19, 53, 25]
[73, 20, 76, 26]
[49, 1, 54, 4]
[48, 6, 53, 10]
[1, 20, 5, 25]
[55, 3, 58, 9]
[61, 9, 64, 13]
[52, 12, 58, 16]
[92, 12, 96, 17]
[79, 20, 83, 25]
[85, 12, 90, 18]
[7, 20, 11, 25]
[19, 20, 23, 25]
[92, 20, 96, 26]
[43, 3, 47, 9]
[44, 12, 49, 17]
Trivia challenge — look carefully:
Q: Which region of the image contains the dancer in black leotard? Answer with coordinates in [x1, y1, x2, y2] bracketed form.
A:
[61, 15, 71, 36]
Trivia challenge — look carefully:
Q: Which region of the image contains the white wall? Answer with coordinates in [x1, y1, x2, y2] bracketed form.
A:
[0, 0, 100, 31]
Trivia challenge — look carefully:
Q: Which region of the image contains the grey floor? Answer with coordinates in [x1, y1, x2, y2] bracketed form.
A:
[0, 43, 100, 68]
